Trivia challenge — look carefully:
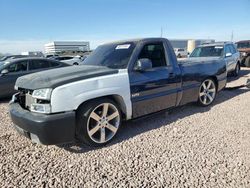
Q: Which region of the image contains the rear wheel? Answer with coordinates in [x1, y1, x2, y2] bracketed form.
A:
[245, 56, 250, 67]
[198, 79, 217, 106]
[76, 98, 121, 147]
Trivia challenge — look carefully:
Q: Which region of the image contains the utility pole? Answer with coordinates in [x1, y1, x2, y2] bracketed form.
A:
[160, 27, 163, 38]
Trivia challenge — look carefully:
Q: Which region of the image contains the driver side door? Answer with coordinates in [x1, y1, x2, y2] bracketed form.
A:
[129, 42, 178, 118]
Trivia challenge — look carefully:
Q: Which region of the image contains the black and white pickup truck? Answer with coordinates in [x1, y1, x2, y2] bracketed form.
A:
[9, 38, 227, 146]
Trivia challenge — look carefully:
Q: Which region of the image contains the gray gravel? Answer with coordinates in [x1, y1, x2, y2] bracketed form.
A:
[0, 68, 250, 187]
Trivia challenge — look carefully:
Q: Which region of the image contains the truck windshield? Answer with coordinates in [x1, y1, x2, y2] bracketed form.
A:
[84, 42, 136, 69]
[0, 56, 9, 61]
[190, 46, 223, 57]
[0, 62, 6, 70]
[237, 42, 250, 49]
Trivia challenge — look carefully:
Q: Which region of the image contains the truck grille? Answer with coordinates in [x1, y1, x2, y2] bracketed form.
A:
[17, 88, 33, 109]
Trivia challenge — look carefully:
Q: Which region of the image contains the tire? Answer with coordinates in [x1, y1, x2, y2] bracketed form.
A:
[73, 62, 79, 65]
[177, 54, 181, 58]
[198, 79, 217, 106]
[245, 56, 250, 67]
[233, 63, 240, 77]
[76, 98, 121, 147]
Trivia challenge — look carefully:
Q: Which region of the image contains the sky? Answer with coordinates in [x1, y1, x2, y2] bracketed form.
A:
[0, 0, 250, 54]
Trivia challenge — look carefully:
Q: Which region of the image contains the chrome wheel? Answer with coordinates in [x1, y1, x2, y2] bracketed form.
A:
[199, 79, 216, 106]
[87, 103, 120, 144]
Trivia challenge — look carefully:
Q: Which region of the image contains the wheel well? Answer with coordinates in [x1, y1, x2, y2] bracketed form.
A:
[76, 95, 127, 119]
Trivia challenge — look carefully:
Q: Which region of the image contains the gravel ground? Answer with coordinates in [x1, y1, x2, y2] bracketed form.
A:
[0, 68, 250, 187]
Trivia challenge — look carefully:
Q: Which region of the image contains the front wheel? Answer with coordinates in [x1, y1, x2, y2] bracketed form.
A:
[76, 98, 121, 147]
[198, 79, 217, 106]
[233, 63, 240, 77]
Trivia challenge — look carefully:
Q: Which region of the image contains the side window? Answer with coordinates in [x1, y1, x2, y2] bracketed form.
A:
[138, 43, 167, 68]
[50, 61, 60, 67]
[29, 60, 50, 70]
[7, 61, 28, 73]
[62, 57, 73, 60]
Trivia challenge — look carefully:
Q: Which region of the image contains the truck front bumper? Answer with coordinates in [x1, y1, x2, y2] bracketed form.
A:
[9, 102, 76, 145]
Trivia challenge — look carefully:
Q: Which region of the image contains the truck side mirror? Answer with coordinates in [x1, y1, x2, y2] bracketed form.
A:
[134, 58, 152, 72]
[225, 53, 232, 57]
[0, 69, 9, 76]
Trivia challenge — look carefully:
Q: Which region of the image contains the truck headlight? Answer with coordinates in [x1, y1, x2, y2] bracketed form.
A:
[30, 88, 52, 113]
[32, 88, 52, 100]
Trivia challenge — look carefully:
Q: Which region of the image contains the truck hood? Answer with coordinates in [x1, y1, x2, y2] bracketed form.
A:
[15, 65, 118, 90]
[178, 57, 221, 64]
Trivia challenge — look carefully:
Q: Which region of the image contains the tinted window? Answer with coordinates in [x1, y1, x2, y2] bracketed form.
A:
[138, 43, 167, 68]
[61, 57, 73, 60]
[29, 60, 50, 70]
[190, 46, 223, 57]
[7, 60, 28, 73]
[84, 42, 136, 69]
[50, 61, 60, 67]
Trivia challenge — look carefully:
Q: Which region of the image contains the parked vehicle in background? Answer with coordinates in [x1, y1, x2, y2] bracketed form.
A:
[9, 38, 227, 146]
[174, 48, 188, 58]
[54, 55, 84, 65]
[0, 55, 28, 62]
[236, 40, 250, 67]
[189, 42, 241, 76]
[0, 58, 69, 98]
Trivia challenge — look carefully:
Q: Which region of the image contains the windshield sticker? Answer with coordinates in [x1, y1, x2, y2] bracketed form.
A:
[214, 46, 223, 49]
[116, 44, 131, 50]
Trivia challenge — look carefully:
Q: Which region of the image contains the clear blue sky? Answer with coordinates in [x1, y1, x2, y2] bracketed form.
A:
[0, 0, 249, 53]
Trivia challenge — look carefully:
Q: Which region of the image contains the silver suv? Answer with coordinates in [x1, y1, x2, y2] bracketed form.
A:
[190, 42, 241, 76]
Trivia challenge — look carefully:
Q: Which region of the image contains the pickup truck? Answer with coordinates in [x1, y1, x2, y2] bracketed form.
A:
[9, 38, 227, 147]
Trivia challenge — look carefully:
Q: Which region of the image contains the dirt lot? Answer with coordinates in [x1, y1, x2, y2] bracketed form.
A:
[0, 68, 250, 187]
